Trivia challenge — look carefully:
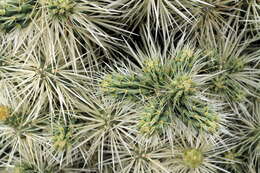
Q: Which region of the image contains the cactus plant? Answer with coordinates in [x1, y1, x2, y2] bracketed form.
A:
[109, 0, 211, 33]
[0, 102, 49, 166]
[0, 0, 260, 172]
[185, 0, 238, 41]
[100, 31, 226, 139]
[0, 40, 91, 117]
[199, 27, 260, 109]
[74, 94, 139, 171]
[164, 136, 232, 173]
[0, 0, 36, 33]
[236, 103, 260, 172]
[0, 0, 126, 57]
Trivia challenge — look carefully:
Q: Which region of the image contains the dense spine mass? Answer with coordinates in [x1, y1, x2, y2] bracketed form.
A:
[0, 0, 259, 173]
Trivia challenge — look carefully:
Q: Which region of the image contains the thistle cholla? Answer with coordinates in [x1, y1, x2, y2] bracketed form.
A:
[0, 0, 260, 172]
[101, 45, 223, 136]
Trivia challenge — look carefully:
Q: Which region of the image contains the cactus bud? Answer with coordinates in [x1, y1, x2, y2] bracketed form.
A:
[183, 149, 204, 168]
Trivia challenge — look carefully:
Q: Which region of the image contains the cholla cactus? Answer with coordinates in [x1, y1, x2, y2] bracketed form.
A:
[238, 0, 260, 36]
[74, 94, 139, 172]
[186, 0, 238, 41]
[106, 140, 170, 173]
[0, 0, 125, 54]
[200, 27, 260, 108]
[108, 136, 231, 173]
[8, 141, 88, 173]
[109, 0, 211, 34]
[221, 148, 244, 173]
[0, 39, 90, 117]
[0, 103, 49, 166]
[0, 0, 260, 172]
[0, 0, 38, 51]
[235, 103, 260, 172]
[164, 136, 232, 173]
[100, 30, 225, 138]
[0, 0, 36, 33]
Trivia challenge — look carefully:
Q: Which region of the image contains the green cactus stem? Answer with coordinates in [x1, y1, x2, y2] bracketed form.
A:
[0, 0, 36, 33]
[101, 48, 222, 135]
[47, 0, 76, 20]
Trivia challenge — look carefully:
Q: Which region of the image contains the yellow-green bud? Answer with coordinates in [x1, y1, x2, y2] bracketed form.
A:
[183, 149, 204, 168]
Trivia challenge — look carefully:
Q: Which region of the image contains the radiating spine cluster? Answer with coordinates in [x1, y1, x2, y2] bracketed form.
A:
[0, 0, 259, 173]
